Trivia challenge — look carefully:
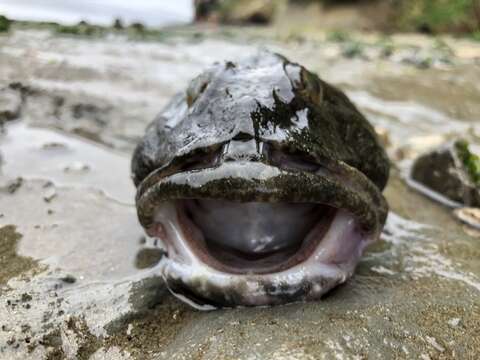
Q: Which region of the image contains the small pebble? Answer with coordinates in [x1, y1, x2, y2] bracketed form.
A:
[43, 185, 57, 203]
[64, 161, 90, 173]
[453, 207, 480, 230]
[60, 275, 77, 284]
[41, 142, 67, 150]
[448, 318, 461, 327]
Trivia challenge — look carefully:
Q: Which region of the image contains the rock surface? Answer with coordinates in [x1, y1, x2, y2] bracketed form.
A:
[194, 0, 278, 24]
[453, 207, 480, 230]
[0, 85, 22, 124]
[411, 140, 480, 207]
[0, 26, 479, 359]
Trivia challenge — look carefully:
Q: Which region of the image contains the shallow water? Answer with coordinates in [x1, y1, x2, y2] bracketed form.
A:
[0, 27, 479, 359]
[1, 122, 134, 204]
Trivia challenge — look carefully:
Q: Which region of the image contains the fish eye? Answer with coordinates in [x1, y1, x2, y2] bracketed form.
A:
[267, 145, 320, 173]
[179, 145, 223, 171]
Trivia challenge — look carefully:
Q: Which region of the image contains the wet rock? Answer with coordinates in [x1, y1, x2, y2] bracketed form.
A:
[0, 180, 155, 358]
[1, 123, 134, 204]
[342, 42, 365, 59]
[194, 0, 278, 24]
[60, 275, 77, 284]
[401, 52, 432, 69]
[410, 140, 480, 207]
[0, 15, 10, 33]
[393, 45, 454, 69]
[63, 161, 90, 173]
[0, 87, 22, 124]
[41, 142, 68, 150]
[453, 207, 480, 230]
[16, 87, 64, 123]
[134, 248, 164, 269]
[4, 177, 23, 194]
[71, 103, 110, 126]
[42, 184, 57, 203]
[71, 127, 108, 145]
[12, 84, 128, 148]
[394, 134, 447, 161]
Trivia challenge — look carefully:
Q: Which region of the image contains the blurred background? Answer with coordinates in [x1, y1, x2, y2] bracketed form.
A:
[0, 0, 193, 27]
[1, 0, 479, 158]
[0, 0, 479, 34]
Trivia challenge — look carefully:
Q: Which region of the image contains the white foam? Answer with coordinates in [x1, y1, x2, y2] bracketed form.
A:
[383, 212, 480, 293]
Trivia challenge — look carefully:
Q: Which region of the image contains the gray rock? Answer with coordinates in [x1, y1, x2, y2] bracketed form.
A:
[453, 207, 480, 230]
[411, 140, 480, 207]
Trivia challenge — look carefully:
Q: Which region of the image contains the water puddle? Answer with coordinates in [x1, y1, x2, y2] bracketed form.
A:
[0, 121, 134, 204]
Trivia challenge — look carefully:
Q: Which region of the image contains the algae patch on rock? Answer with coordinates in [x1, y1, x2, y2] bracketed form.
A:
[456, 140, 480, 187]
[0, 225, 39, 286]
[410, 140, 480, 207]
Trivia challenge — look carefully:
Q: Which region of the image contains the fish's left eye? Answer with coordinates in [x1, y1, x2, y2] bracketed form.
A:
[180, 146, 223, 172]
[267, 145, 320, 173]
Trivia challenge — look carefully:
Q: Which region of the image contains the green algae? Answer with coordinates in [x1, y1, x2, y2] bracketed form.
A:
[0, 225, 39, 287]
[456, 140, 480, 187]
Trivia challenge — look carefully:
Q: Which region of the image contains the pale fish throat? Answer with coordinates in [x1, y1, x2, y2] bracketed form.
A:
[148, 200, 376, 309]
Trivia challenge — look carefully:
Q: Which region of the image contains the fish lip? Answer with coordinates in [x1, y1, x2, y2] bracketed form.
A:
[135, 160, 388, 234]
[134, 161, 388, 309]
[161, 256, 358, 309]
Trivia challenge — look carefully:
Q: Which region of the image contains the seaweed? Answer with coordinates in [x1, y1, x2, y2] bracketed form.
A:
[456, 140, 480, 186]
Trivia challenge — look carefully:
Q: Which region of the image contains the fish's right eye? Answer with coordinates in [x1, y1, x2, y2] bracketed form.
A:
[179, 146, 223, 172]
[267, 145, 321, 173]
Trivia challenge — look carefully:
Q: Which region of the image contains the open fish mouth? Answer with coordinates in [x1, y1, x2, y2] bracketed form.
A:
[135, 161, 388, 309]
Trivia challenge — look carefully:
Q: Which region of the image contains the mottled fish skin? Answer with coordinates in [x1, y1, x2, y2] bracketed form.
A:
[131, 52, 390, 309]
[132, 52, 389, 190]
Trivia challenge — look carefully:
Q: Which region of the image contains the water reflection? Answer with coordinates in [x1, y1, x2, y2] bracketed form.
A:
[0, 122, 134, 204]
